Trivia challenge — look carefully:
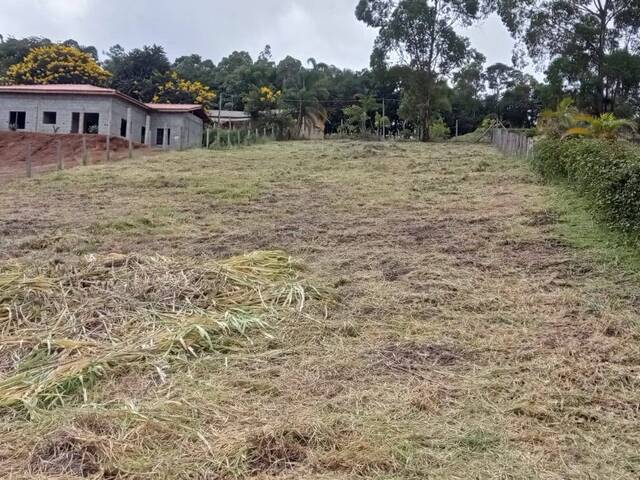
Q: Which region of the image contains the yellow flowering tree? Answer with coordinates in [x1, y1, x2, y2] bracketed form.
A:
[244, 85, 282, 117]
[152, 71, 216, 107]
[5, 44, 111, 86]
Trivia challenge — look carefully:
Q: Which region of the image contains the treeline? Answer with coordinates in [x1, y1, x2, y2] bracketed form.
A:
[2, 0, 640, 140]
[0, 35, 544, 137]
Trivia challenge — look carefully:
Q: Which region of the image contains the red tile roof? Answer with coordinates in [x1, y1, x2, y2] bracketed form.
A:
[0, 84, 210, 121]
[145, 103, 210, 121]
[0, 84, 116, 94]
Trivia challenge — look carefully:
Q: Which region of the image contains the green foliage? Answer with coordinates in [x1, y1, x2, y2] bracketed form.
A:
[342, 94, 380, 134]
[103, 44, 171, 101]
[533, 137, 640, 232]
[564, 113, 636, 141]
[537, 98, 585, 138]
[538, 99, 636, 140]
[491, 0, 640, 114]
[204, 128, 272, 149]
[429, 117, 450, 141]
[279, 62, 330, 136]
[356, 0, 483, 141]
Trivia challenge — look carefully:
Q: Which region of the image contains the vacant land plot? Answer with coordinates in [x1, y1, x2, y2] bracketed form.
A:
[1, 141, 639, 479]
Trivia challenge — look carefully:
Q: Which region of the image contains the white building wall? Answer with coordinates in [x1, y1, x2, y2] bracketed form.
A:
[110, 97, 148, 142]
[0, 93, 204, 148]
[149, 112, 203, 149]
[0, 93, 115, 135]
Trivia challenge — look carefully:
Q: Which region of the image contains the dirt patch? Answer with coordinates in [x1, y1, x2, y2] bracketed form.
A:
[370, 342, 467, 375]
[0, 131, 152, 181]
[29, 428, 108, 477]
[525, 209, 561, 227]
[245, 429, 313, 474]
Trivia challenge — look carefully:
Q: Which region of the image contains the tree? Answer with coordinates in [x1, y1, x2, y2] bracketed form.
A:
[448, 52, 486, 134]
[151, 71, 216, 107]
[499, 74, 541, 127]
[492, 0, 640, 114]
[214, 51, 255, 109]
[356, 0, 484, 141]
[173, 54, 217, 90]
[0, 36, 51, 77]
[244, 85, 282, 118]
[5, 44, 110, 86]
[343, 94, 380, 134]
[104, 44, 171, 101]
[485, 62, 519, 97]
[276, 56, 303, 90]
[279, 66, 330, 137]
[564, 112, 636, 139]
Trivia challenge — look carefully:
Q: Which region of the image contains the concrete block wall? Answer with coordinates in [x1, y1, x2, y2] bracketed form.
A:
[150, 112, 204, 149]
[0, 94, 114, 135]
[0, 93, 205, 149]
[110, 98, 148, 143]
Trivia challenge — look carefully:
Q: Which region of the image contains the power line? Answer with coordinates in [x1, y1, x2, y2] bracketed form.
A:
[277, 97, 402, 105]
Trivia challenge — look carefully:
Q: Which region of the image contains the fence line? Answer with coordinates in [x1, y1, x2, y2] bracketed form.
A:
[491, 128, 534, 158]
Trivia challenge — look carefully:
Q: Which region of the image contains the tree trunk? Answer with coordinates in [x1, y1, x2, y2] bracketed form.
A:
[595, 7, 608, 113]
[420, 96, 432, 142]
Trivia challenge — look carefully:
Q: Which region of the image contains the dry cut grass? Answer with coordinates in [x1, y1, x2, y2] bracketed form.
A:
[0, 139, 639, 479]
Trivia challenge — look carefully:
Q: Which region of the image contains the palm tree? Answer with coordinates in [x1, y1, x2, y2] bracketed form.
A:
[537, 98, 591, 138]
[280, 67, 329, 137]
[563, 112, 636, 140]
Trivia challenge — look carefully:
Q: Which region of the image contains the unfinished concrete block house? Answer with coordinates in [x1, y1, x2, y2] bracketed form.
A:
[0, 84, 209, 149]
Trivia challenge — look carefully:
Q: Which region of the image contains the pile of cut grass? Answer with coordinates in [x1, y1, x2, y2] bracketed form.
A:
[0, 250, 326, 411]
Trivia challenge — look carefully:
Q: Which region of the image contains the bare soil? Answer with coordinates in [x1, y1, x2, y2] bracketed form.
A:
[0, 131, 150, 180]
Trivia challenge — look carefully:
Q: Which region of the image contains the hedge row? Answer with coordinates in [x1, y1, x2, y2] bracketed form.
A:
[533, 138, 640, 232]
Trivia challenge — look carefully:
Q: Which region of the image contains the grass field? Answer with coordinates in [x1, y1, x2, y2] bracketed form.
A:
[1, 140, 639, 479]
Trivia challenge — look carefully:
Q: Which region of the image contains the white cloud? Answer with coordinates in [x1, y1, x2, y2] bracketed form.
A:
[0, 0, 520, 71]
[37, 0, 91, 21]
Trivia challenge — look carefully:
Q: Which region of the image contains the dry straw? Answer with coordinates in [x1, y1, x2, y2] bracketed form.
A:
[0, 250, 326, 410]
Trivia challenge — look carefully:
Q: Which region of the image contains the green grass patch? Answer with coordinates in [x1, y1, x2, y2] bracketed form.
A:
[547, 183, 640, 272]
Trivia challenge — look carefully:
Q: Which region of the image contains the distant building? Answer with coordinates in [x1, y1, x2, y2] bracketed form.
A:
[207, 110, 252, 129]
[0, 84, 209, 149]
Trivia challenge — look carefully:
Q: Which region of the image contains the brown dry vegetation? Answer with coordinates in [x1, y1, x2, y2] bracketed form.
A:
[1, 140, 639, 479]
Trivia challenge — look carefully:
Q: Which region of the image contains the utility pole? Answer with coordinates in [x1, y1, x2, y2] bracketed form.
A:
[217, 93, 223, 127]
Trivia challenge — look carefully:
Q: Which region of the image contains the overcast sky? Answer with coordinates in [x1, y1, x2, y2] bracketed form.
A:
[1, 0, 518, 70]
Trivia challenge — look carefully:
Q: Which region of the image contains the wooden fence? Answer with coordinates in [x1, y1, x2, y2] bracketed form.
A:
[491, 128, 534, 158]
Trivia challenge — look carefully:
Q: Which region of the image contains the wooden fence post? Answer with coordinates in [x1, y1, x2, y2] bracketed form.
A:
[56, 140, 62, 170]
[26, 142, 32, 178]
[206, 128, 210, 149]
[227, 129, 231, 148]
[81, 136, 88, 166]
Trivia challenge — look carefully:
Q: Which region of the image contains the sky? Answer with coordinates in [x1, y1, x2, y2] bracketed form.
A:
[0, 0, 518, 70]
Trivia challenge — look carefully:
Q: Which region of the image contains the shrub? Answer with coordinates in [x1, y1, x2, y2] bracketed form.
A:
[430, 118, 450, 141]
[533, 137, 640, 231]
